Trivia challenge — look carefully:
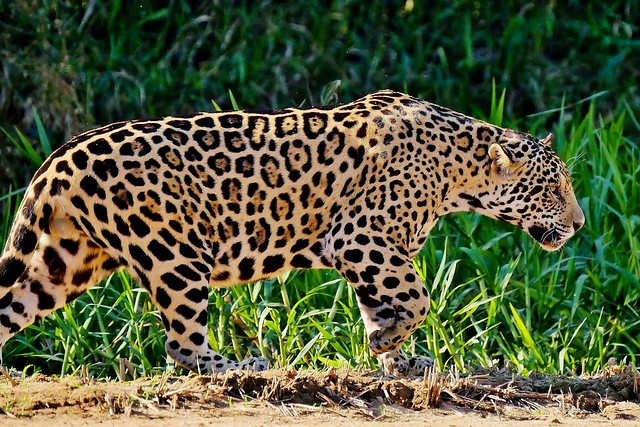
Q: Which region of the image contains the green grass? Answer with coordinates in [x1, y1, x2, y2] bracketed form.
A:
[0, 1, 638, 378]
[1, 90, 638, 379]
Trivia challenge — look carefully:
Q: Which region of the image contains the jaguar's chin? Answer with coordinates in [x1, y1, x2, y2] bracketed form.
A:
[539, 239, 566, 252]
[528, 225, 568, 251]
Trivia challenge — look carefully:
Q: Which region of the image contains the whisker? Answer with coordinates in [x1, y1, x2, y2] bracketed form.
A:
[566, 152, 586, 173]
[540, 228, 555, 243]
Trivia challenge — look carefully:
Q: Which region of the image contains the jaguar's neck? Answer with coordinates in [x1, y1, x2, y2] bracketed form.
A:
[364, 95, 504, 214]
[337, 92, 507, 255]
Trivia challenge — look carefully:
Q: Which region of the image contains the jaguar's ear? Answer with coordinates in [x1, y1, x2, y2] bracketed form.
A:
[489, 143, 514, 177]
[541, 133, 553, 147]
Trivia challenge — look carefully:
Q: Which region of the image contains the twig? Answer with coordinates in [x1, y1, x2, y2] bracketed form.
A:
[0, 367, 18, 387]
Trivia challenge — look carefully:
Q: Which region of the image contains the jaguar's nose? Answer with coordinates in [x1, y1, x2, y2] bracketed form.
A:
[573, 219, 584, 232]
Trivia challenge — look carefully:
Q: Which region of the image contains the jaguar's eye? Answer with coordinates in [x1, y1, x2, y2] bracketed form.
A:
[550, 185, 563, 202]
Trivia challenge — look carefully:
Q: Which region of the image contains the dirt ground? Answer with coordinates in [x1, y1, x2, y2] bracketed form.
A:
[1, 364, 639, 426]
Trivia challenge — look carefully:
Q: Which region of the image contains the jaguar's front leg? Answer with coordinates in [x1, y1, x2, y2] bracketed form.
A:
[334, 245, 433, 376]
[378, 349, 434, 377]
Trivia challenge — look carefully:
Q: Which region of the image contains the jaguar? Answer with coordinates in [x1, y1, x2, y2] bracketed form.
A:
[0, 90, 584, 376]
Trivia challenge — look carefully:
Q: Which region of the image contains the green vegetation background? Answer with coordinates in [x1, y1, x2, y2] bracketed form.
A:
[0, 1, 638, 378]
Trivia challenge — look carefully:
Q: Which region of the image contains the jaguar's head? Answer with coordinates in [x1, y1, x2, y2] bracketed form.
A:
[485, 130, 585, 251]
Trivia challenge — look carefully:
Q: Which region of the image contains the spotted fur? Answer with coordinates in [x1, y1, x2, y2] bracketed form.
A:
[0, 91, 584, 376]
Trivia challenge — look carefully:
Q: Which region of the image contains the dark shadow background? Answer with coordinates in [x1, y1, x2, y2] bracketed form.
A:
[0, 0, 638, 193]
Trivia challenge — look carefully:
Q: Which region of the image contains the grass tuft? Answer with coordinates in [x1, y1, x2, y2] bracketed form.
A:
[1, 90, 638, 379]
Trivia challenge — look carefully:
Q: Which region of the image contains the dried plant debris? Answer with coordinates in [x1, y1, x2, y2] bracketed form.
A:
[0, 365, 638, 421]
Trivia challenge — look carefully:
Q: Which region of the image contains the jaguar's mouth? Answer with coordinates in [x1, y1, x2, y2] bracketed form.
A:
[528, 225, 567, 252]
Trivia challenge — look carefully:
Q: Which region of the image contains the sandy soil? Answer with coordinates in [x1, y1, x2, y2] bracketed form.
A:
[1, 365, 639, 426]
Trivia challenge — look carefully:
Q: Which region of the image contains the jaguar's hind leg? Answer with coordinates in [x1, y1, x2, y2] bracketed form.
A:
[0, 232, 119, 345]
[137, 265, 268, 374]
